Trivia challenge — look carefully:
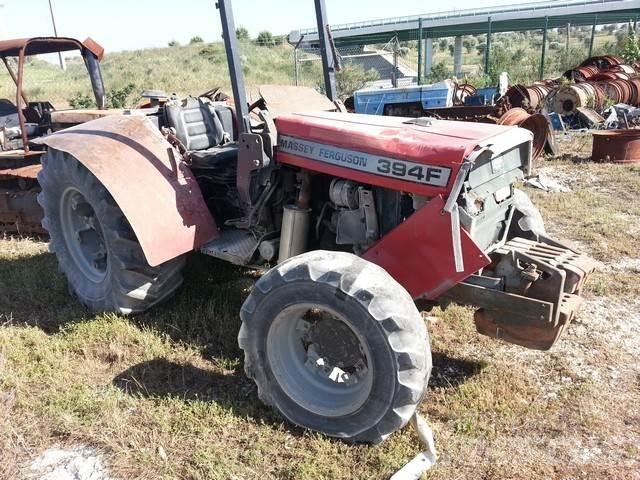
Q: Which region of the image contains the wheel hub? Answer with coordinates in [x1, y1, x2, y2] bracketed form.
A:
[266, 303, 374, 417]
[306, 313, 364, 370]
[60, 187, 108, 283]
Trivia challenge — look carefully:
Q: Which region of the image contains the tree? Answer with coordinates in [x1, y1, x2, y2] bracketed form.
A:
[168, 40, 180, 47]
[620, 28, 640, 63]
[425, 61, 449, 83]
[256, 30, 275, 47]
[189, 36, 204, 44]
[236, 26, 249, 41]
[463, 37, 476, 54]
[438, 38, 448, 52]
[333, 63, 379, 99]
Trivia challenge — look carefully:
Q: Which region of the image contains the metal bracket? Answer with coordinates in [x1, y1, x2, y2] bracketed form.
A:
[237, 133, 271, 211]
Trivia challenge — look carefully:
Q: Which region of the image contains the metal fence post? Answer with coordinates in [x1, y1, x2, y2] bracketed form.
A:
[589, 15, 597, 58]
[294, 46, 299, 86]
[540, 16, 548, 80]
[484, 16, 492, 76]
[393, 36, 399, 88]
[417, 18, 423, 85]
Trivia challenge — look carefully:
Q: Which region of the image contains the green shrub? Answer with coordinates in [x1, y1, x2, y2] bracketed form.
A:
[106, 83, 137, 109]
[189, 36, 204, 44]
[235, 27, 249, 41]
[256, 31, 275, 47]
[68, 92, 95, 109]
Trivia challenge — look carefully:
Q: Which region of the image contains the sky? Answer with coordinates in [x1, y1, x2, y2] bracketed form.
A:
[3, 0, 536, 53]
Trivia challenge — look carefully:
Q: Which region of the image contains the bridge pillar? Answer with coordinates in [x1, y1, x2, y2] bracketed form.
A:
[425, 38, 433, 78]
[453, 36, 463, 77]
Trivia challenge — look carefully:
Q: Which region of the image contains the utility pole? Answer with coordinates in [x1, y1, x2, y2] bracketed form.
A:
[48, 0, 65, 70]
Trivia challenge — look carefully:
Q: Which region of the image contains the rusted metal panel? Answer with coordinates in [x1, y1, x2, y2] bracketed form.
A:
[0, 188, 44, 235]
[0, 164, 41, 179]
[33, 115, 218, 266]
[0, 37, 89, 57]
[592, 129, 640, 164]
[257, 85, 337, 117]
[497, 108, 548, 160]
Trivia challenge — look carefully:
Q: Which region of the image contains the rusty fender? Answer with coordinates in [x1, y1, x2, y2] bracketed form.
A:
[33, 115, 218, 266]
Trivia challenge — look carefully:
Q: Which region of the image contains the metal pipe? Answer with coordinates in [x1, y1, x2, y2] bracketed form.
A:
[314, 0, 337, 101]
[294, 46, 299, 86]
[540, 16, 548, 80]
[392, 36, 399, 88]
[417, 18, 423, 85]
[83, 51, 106, 109]
[589, 15, 597, 58]
[565, 22, 571, 68]
[47, 0, 65, 70]
[16, 48, 28, 152]
[2, 57, 28, 106]
[278, 205, 311, 263]
[217, 0, 251, 134]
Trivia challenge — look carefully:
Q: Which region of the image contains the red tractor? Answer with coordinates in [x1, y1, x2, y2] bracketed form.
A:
[0, 36, 107, 235]
[33, 1, 595, 444]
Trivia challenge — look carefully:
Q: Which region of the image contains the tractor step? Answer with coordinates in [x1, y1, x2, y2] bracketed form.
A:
[200, 228, 259, 265]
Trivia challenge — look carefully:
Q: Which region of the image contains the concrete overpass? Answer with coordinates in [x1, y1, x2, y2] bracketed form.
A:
[298, 0, 640, 81]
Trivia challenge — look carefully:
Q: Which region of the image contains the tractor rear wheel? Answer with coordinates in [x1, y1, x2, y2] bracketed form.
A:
[37, 148, 185, 314]
[238, 250, 431, 443]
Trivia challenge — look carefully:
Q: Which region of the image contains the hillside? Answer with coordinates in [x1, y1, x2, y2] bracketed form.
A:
[0, 41, 297, 109]
[0, 24, 630, 109]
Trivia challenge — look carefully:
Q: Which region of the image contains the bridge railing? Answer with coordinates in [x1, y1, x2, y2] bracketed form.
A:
[300, 0, 625, 34]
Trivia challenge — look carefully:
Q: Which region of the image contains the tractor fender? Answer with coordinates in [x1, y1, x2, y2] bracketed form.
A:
[34, 115, 218, 267]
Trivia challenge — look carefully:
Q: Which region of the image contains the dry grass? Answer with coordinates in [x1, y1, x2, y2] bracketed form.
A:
[1, 137, 640, 479]
[0, 41, 297, 109]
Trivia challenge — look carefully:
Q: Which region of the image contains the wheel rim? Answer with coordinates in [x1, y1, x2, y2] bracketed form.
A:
[266, 303, 373, 417]
[60, 187, 109, 283]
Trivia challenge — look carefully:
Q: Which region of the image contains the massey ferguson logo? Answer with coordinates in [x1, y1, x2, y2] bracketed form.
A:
[278, 136, 451, 188]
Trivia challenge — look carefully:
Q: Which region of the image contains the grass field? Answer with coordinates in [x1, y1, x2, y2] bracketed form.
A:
[1, 137, 639, 479]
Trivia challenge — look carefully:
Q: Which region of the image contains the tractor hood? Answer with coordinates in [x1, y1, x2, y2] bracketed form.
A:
[275, 111, 532, 197]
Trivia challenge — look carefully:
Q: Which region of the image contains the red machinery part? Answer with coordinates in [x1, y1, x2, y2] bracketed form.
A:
[33, 115, 219, 266]
[362, 195, 490, 299]
[592, 129, 640, 164]
[274, 112, 526, 197]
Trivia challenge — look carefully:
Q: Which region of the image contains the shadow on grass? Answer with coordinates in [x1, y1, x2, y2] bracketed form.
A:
[113, 357, 284, 425]
[0, 248, 86, 332]
[428, 353, 486, 389]
[132, 254, 256, 362]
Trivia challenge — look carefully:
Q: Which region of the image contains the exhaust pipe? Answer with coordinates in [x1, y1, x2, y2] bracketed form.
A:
[278, 205, 311, 263]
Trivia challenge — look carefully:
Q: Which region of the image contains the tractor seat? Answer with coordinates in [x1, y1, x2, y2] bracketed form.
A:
[190, 143, 239, 169]
[165, 96, 238, 169]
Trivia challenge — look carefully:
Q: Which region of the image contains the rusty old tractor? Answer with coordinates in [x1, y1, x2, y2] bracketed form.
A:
[30, 1, 596, 444]
[0, 36, 110, 235]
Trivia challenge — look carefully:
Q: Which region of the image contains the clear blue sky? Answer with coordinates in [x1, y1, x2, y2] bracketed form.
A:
[3, 0, 534, 52]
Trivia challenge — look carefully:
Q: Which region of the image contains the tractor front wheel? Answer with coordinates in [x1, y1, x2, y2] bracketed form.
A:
[37, 148, 185, 314]
[238, 250, 431, 443]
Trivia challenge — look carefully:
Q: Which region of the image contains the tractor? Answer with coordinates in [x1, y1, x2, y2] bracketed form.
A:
[32, 0, 596, 445]
[0, 36, 107, 235]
